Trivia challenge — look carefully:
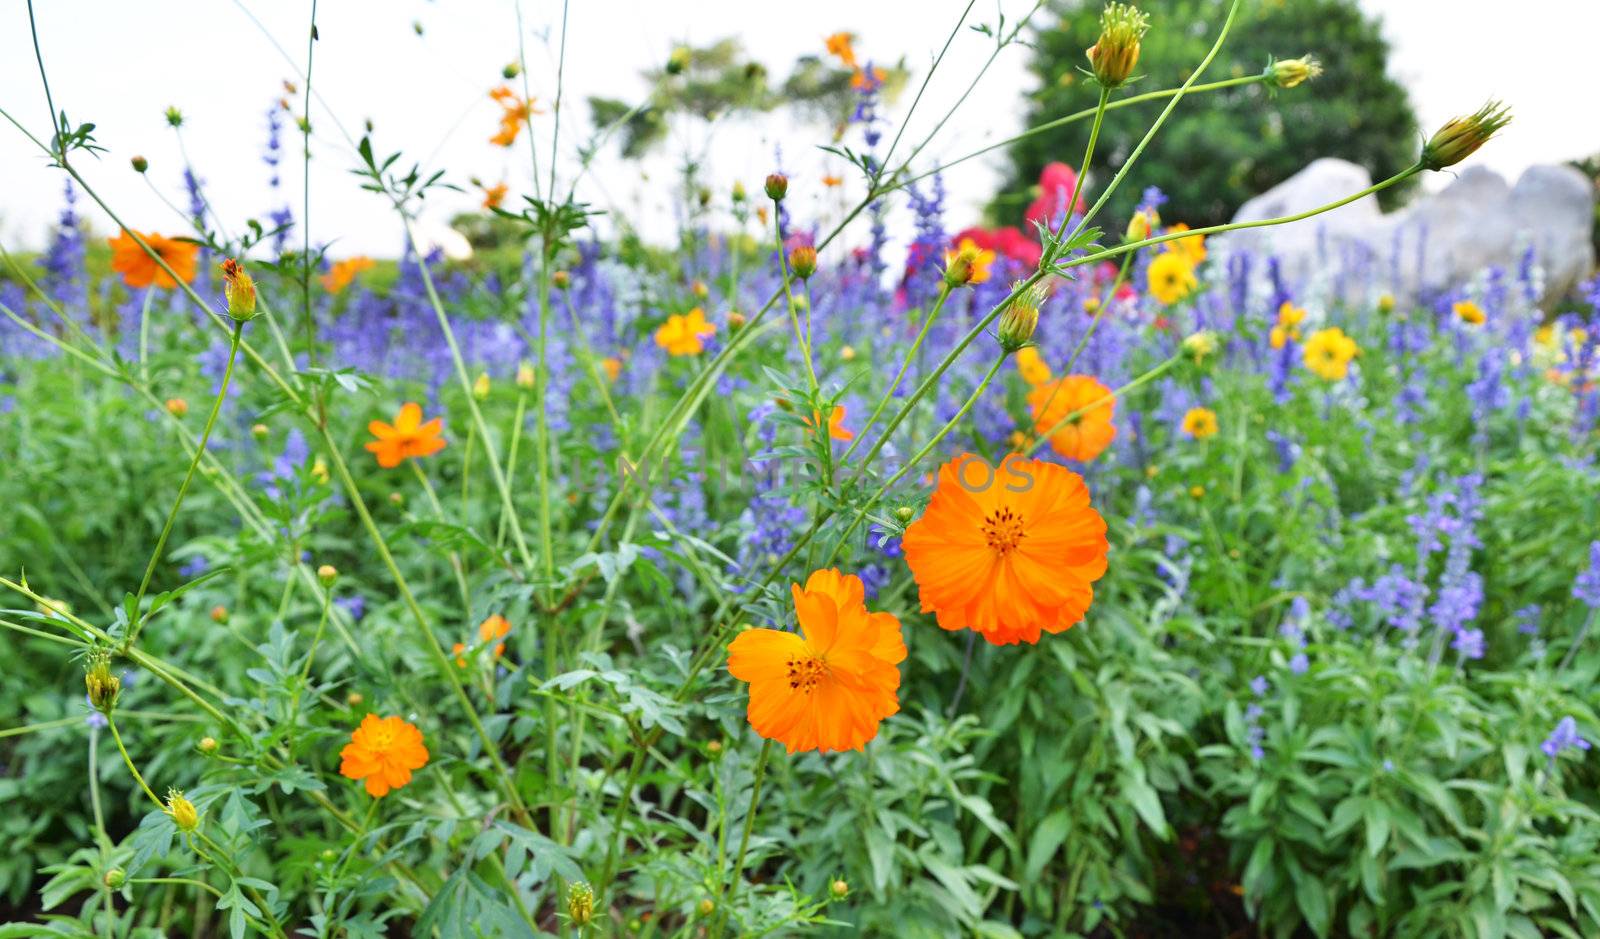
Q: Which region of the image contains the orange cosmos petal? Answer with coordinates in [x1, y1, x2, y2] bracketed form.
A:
[727, 628, 808, 683]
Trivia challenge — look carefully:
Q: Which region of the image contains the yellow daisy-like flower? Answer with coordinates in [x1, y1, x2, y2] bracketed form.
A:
[1270, 301, 1307, 349]
[1453, 300, 1485, 326]
[654, 308, 717, 356]
[1302, 327, 1360, 381]
[1147, 251, 1196, 305]
[1180, 407, 1218, 439]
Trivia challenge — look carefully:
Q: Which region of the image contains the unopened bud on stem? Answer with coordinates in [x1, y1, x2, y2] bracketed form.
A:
[1421, 100, 1511, 171]
[1086, 3, 1148, 89]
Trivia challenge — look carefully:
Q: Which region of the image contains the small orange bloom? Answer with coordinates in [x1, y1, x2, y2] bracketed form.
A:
[600, 357, 623, 382]
[902, 453, 1109, 645]
[1027, 376, 1117, 463]
[806, 405, 855, 441]
[108, 230, 199, 289]
[824, 32, 858, 69]
[1015, 346, 1052, 386]
[365, 402, 447, 468]
[478, 614, 511, 657]
[654, 307, 717, 356]
[822, 174, 843, 188]
[481, 181, 508, 210]
[339, 714, 429, 798]
[489, 85, 543, 147]
[727, 569, 905, 753]
[322, 257, 375, 294]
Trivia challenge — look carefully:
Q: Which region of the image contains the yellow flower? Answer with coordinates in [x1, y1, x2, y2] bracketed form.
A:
[1163, 223, 1207, 264]
[1146, 251, 1196, 305]
[1270, 302, 1307, 349]
[1180, 407, 1218, 439]
[1302, 327, 1360, 381]
[1014, 346, 1052, 386]
[654, 308, 717, 356]
[1453, 300, 1485, 326]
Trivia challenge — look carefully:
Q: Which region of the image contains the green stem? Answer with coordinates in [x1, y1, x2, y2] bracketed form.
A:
[772, 202, 818, 394]
[107, 717, 162, 810]
[721, 738, 776, 936]
[125, 320, 244, 649]
[839, 283, 953, 466]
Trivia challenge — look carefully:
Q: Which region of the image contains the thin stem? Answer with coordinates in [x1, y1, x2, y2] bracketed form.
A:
[1558, 606, 1597, 672]
[107, 718, 162, 810]
[839, 283, 953, 466]
[125, 320, 244, 649]
[721, 738, 776, 936]
[772, 202, 818, 394]
[301, 0, 319, 369]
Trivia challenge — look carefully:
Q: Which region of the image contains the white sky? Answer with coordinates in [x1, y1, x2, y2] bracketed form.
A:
[1, 1, 1595, 258]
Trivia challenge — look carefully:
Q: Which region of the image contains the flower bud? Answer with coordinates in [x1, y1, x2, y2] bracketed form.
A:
[691, 280, 709, 300]
[667, 46, 691, 75]
[788, 245, 817, 279]
[552, 270, 570, 290]
[997, 282, 1044, 353]
[516, 362, 536, 390]
[1086, 3, 1148, 89]
[346, 691, 364, 707]
[895, 506, 915, 522]
[210, 605, 228, 623]
[707, 739, 723, 754]
[130, 156, 149, 174]
[473, 372, 491, 400]
[839, 344, 856, 361]
[164, 789, 201, 833]
[104, 868, 126, 889]
[221, 258, 258, 322]
[732, 181, 747, 202]
[1181, 330, 1218, 363]
[830, 879, 850, 899]
[502, 62, 521, 80]
[727, 311, 746, 330]
[198, 736, 218, 754]
[318, 564, 339, 586]
[312, 457, 330, 484]
[1125, 207, 1159, 243]
[389, 491, 404, 506]
[1421, 100, 1511, 171]
[1266, 55, 1321, 89]
[85, 651, 121, 715]
[164, 107, 184, 128]
[250, 423, 269, 439]
[698, 899, 716, 916]
[567, 882, 595, 926]
[1377, 293, 1395, 315]
[764, 173, 788, 201]
[166, 398, 189, 417]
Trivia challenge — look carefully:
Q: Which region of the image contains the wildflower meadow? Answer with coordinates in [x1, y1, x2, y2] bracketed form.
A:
[2, 2, 1599, 938]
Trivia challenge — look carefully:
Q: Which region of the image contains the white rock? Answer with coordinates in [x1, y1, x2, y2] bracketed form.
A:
[1214, 158, 1596, 308]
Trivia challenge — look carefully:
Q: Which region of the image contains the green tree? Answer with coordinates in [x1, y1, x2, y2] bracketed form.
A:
[995, 0, 1418, 230]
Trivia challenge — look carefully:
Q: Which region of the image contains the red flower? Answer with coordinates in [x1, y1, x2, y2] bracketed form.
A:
[1024, 162, 1087, 234]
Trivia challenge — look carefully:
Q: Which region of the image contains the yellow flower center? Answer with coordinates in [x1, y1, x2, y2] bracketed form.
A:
[785, 652, 830, 694]
[983, 507, 1027, 556]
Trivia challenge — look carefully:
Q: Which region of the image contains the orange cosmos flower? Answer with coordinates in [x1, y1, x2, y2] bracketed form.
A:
[489, 85, 543, 147]
[339, 714, 429, 798]
[1015, 346, 1052, 386]
[822, 174, 843, 188]
[805, 405, 855, 441]
[365, 402, 447, 468]
[1027, 376, 1117, 462]
[654, 307, 717, 356]
[321, 256, 375, 294]
[1163, 222, 1207, 264]
[824, 32, 858, 69]
[108, 230, 199, 289]
[478, 614, 511, 657]
[481, 181, 508, 210]
[727, 569, 905, 753]
[902, 453, 1109, 646]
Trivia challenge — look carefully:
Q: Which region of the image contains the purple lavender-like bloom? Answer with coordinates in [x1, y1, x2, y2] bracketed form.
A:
[1515, 605, 1542, 636]
[1249, 675, 1270, 697]
[1573, 542, 1600, 609]
[1541, 717, 1591, 760]
[1288, 652, 1310, 675]
[177, 555, 209, 578]
[1451, 628, 1485, 660]
[335, 594, 367, 622]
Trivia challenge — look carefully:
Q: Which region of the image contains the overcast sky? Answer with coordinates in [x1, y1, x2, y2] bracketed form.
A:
[1, 0, 1595, 258]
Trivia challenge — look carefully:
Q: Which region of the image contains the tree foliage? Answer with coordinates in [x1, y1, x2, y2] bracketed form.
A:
[996, 0, 1419, 228]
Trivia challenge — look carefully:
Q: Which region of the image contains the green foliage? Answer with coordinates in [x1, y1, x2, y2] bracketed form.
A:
[996, 0, 1420, 227]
